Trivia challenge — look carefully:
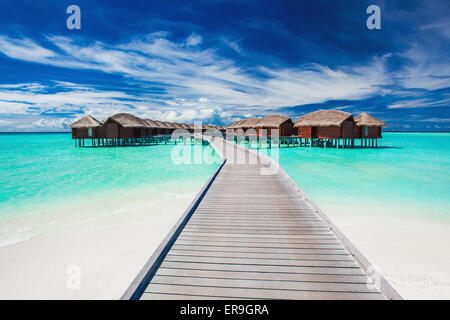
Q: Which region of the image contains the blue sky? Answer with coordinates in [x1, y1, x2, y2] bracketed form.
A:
[0, 0, 448, 131]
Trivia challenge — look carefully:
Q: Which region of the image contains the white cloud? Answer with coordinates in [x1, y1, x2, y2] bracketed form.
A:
[387, 98, 450, 109]
[186, 33, 202, 46]
[223, 38, 242, 54]
[0, 31, 448, 130]
[395, 46, 450, 90]
[0, 33, 392, 111]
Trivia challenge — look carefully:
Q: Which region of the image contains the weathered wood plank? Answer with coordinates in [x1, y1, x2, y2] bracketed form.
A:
[164, 255, 359, 268]
[171, 244, 345, 254]
[151, 275, 378, 293]
[168, 249, 353, 261]
[155, 267, 370, 284]
[160, 261, 367, 275]
[145, 283, 384, 300]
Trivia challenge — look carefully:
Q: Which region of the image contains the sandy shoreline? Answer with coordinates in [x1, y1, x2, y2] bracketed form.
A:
[0, 184, 449, 299]
[0, 188, 197, 299]
[323, 203, 450, 299]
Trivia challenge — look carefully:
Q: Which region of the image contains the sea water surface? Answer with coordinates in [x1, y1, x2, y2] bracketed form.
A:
[0, 133, 222, 298]
[246, 132, 450, 221]
[0, 133, 220, 223]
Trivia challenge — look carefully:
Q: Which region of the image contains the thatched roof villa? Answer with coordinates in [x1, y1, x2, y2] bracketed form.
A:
[171, 123, 185, 130]
[177, 123, 190, 130]
[70, 115, 101, 139]
[226, 119, 245, 134]
[294, 110, 355, 139]
[235, 117, 261, 135]
[354, 112, 386, 139]
[256, 115, 293, 137]
[70, 112, 228, 147]
[162, 122, 177, 134]
[98, 113, 149, 139]
[69, 109, 386, 148]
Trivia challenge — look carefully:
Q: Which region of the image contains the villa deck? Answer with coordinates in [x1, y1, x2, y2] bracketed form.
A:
[122, 137, 401, 300]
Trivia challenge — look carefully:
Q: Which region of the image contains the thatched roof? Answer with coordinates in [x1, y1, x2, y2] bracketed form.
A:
[256, 115, 292, 128]
[237, 117, 261, 128]
[355, 112, 386, 127]
[162, 122, 176, 129]
[154, 120, 168, 128]
[186, 124, 195, 130]
[171, 123, 185, 129]
[179, 124, 191, 129]
[104, 113, 148, 128]
[228, 119, 245, 129]
[144, 119, 160, 128]
[294, 110, 353, 127]
[70, 115, 101, 128]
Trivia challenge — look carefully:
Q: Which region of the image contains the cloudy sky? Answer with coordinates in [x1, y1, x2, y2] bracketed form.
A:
[0, 0, 448, 131]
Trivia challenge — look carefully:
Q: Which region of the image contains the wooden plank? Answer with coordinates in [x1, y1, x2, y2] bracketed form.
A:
[151, 275, 378, 293]
[161, 261, 366, 275]
[168, 249, 353, 261]
[186, 222, 328, 229]
[172, 244, 345, 253]
[174, 241, 344, 250]
[145, 283, 384, 300]
[180, 231, 334, 238]
[141, 292, 251, 300]
[164, 255, 359, 268]
[155, 267, 370, 284]
[177, 234, 339, 243]
[183, 227, 331, 234]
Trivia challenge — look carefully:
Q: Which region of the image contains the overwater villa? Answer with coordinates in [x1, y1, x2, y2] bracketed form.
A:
[144, 119, 160, 136]
[226, 119, 245, 134]
[70, 115, 102, 143]
[153, 121, 170, 135]
[224, 110, 386, 148]
[236, 117, 261, 135]
[226, 115, 294, 137]
[70, 110, 385, 148]
[256, 115, 293, 137]
[354, 112, 386, 147]
[70, 113, 220, 147]
[294, 110, 357, 147]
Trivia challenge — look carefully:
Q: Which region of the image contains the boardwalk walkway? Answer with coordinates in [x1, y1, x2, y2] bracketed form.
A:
[122, 137, 401, 300]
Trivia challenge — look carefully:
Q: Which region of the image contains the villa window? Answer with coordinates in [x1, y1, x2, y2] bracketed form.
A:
[364, 126, 368, 137]
[88, 128, 93, 137]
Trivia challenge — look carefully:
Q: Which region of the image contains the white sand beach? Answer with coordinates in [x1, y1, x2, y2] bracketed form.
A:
[1, 183, 449, 299]
[323, 204, 450, 300]
[0, 188, 197, 299]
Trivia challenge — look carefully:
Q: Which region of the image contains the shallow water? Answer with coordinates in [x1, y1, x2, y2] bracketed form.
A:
[0, 133, 221, 221]
[243, 132, 450, 221]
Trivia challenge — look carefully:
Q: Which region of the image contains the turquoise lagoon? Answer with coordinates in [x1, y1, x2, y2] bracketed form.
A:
[245, 132, 450, 221]
[0, 133, 221, 221]
[1, 132, 449, 224]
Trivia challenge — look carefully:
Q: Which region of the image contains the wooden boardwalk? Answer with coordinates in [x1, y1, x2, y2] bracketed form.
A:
[122, 137, 401, 300]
